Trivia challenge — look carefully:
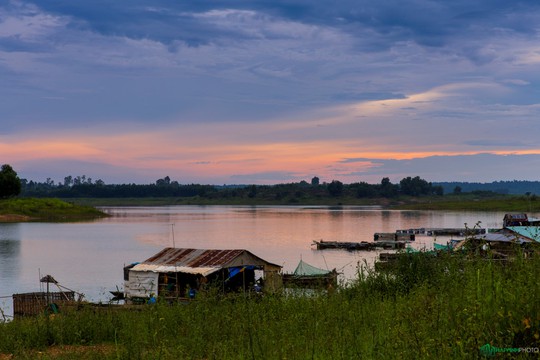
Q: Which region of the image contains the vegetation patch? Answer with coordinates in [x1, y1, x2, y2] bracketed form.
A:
[1, 252, 538, 359]
[395, 194, 539, 211]
[0, 198, 107, 222]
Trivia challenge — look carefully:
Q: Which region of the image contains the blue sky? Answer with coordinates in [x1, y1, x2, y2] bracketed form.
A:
[1, 0, 540, 184]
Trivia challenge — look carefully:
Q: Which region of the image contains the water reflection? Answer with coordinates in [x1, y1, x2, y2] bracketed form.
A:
[0, 224, 21, 280]
[0, 206, 511, 318]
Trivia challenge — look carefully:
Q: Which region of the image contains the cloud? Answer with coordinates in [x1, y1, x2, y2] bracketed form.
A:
[334, 154, 540, 183]
[0, 2, 67, 42]
[463, 140, 529, 147]
[229, 171, 300, 184]
[502, 79, 530, 86]
[2, 1, 540, 184]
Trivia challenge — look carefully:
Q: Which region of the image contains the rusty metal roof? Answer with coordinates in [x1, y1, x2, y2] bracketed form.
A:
[131, 248, 281, 276]
[143, 248, 244, 267]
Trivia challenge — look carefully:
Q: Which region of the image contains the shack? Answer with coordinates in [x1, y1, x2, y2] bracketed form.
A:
[503, 213, 540, 228]
[124, 248, 282, 302]
[453, 230, 538, 259]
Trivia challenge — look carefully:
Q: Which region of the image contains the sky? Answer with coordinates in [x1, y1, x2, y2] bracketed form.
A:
[1, 0, 540, 185]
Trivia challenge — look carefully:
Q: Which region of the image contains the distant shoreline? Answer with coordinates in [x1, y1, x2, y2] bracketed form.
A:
[1, 195, 536, 223]
[62, 195, 537, 212]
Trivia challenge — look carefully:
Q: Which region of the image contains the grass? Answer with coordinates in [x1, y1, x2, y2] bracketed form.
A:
[0, 198, 107, 222]
[62, 193, 540, 212]
[394, 194, 540, 212]
[61, 196, 391, 207]
[1, 251, 539, 359]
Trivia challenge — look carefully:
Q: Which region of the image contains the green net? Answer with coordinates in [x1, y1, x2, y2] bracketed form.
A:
[293, 260, 331, 276]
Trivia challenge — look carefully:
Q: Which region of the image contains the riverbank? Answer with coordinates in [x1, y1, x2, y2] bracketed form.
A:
[0, 198, 108, 222]
[2, 194, 536, 222]
[394, 194, 539, 211]
[58, 196, 394, 207]
[60, 193, 538, 212]
[1, 252, 538, 359]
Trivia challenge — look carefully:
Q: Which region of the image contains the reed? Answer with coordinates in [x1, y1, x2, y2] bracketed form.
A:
[1, 252, 538, 359]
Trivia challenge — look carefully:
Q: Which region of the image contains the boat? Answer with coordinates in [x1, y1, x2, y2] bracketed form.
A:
[109, 286, 125, 301]
[433, 242, 453, 251]
[282, 260, 338, 289]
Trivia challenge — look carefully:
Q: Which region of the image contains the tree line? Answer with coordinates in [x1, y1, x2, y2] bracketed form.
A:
[17, 172, 444, 200]
[435, 180, 540, 195]
[4, 162, 537, 201]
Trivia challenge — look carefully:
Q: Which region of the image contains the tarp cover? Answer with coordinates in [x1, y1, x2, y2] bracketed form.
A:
[506, 227, 540, 242]
[130, 264, 220, 277]
[228, 265, 256, 279]
[293, 260, 330, 276]
[126, 271, 159, 298]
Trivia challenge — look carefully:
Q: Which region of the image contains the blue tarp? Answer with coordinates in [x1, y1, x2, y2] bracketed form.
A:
[228, 266, 256, 279]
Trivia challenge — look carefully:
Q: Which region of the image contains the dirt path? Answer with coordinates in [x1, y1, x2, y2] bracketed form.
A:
[0, 214, 33, 222]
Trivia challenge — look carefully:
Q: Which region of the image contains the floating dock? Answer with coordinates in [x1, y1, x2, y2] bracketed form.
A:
[396, 228, 486, 237]
[313, 240, 407, 251]
[424, 228, 486, 236]
[374, 232, 415, 241]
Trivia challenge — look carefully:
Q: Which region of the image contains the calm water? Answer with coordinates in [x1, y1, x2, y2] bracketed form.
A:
[0, 205, 511, 317]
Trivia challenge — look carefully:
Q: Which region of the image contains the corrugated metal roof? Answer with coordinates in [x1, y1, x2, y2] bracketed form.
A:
[469, 230, 533, 244]
[131, 247, 281, 275]
[506, 227, 540, 242]
[143, 248, 245, 267]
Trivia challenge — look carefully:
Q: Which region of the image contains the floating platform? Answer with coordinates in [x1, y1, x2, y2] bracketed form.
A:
[313, 240, 407, 251]
[425, 228, 486, 236]
[374, 232, 415, 241]
[396, 228, 486, 236]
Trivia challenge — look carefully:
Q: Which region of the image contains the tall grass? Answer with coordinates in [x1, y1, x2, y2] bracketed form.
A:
[1, 252, 539, 359]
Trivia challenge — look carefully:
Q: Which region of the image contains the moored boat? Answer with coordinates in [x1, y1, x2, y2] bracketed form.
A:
[282, 260, 338, 289]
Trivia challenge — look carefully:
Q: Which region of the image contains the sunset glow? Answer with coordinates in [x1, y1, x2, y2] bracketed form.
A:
[2, 1, 540, 184]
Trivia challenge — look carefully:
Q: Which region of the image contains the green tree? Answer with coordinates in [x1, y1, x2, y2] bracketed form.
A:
[311, 176, 320, 186]
[248, 185, 257, 198]
[400, 176, 431, 196]
[380, 177, 399, 198]
[432, 185, 444, 196]
[327, 180, 344, 197]
[353, 181, 377, 198]
[156, 176, 171, 186]
[63, 175, 73, 187]
[0, 164, 21, 198]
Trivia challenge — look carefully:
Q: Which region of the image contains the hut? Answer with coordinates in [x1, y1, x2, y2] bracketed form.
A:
[503, 213, 540, 243]
[453, 230, 538, 259]
[503, 213, 540, 228]
[124, 248, 282, 302]
[503, 213, 529, 227]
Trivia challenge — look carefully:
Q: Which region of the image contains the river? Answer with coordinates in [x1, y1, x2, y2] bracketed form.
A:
[0, 205, 510, 318]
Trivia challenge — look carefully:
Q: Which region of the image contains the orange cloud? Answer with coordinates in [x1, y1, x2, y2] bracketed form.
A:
[0, 140, 103, 161]
[4, 96, 540, 183]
